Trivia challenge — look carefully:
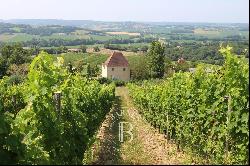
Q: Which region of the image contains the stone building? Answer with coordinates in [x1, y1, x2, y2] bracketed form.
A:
[102, 52, 130, 81]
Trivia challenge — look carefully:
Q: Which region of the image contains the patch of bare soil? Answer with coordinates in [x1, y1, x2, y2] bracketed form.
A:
[106, 31, 141, 36]
[90, 97, 122, 165]
[127, 108, 191, 165]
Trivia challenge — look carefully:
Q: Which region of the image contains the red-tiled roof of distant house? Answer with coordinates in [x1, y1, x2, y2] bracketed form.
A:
[103, 52, 129, 67]
[178, 57, 185, 64]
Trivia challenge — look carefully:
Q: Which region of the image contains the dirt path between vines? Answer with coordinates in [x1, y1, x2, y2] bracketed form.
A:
[85, 86, 197, 165]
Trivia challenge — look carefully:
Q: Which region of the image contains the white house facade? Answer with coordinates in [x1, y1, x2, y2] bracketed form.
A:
[102, 52, 130, 81]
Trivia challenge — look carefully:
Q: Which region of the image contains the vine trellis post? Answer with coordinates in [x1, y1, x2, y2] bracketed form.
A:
[53, 91, 62, 120]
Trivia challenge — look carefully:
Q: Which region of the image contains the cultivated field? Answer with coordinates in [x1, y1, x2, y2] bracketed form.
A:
[106, 31, 141, 36]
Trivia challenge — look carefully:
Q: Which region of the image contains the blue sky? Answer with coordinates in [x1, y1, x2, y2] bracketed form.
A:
[0, 0, 249, 23]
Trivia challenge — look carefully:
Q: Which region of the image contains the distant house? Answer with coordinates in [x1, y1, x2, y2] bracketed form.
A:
[102, 52, 130, 81]
[189, 68, 196, 73]
[177, 57, 185, 64]
[68, 48, 81, 53]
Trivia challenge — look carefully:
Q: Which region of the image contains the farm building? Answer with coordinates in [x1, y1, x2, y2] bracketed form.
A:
[102, 52, 130, 81]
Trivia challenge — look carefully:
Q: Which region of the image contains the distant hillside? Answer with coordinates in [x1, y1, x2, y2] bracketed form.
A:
[2, 19, 96, 27]
[1, 19, 151, 32]
[1, 19, 248, 33]
[2, 19, 249, 26]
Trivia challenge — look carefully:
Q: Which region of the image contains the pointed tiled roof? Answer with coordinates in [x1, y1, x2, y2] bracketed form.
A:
[178, 57, 185, 64]
[104, 52, 129, 67]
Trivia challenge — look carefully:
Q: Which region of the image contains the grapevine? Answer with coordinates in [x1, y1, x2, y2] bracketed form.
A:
[128, 46, 249, 164]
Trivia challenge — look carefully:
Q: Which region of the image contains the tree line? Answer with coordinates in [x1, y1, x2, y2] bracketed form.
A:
[104, 43, 148, 53]
[6, 37, 155, 48]
[0, 44, 32, 80]
[0, 22, 80, 36]
[164, 41, 249, 65]
[0, 40, 248, 82]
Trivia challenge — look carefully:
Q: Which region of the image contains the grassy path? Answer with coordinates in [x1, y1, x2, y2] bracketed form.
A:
[84, 86, 197, 165]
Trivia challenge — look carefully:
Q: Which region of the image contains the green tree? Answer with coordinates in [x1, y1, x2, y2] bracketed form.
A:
[1, 44, 31, 64]
[91, 65, 100, 77]
[75, 60, 85, 73]
[0, 44, 31, 78]
[147, 41, 165, 78]
[93, 46, 100, 52]
[104, 43, 109, 49]
[86, 63, 91, 77]
[0, 56, 7, 78]
[58, 46, 67, 53]
[131, 47, 138, 53]
[164, 57, 174, 78]
[80, 45, 87, 53]
[140, 45, 148, 53]
[130, 56, 150, 80]
[174, 61, 190, 72]
[30, 44, 40, 55]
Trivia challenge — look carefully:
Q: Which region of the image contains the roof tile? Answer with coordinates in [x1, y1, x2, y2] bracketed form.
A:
[104, 52, 129, 67]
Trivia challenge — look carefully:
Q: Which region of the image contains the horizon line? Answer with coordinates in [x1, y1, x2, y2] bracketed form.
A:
[0, 18, 249, 24]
